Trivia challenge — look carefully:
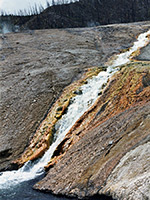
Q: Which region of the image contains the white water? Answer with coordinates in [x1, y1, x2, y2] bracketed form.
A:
[113, 29, 150, 67]
[0, 29, 149, 190]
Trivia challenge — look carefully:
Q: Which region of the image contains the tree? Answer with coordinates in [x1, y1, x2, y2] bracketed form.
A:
[52, 0, 56, 6]
[46, 0, 50, 7]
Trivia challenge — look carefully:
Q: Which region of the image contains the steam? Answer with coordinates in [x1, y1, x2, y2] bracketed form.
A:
[1, 23, 12, 34]
[0, 22, 20, 34]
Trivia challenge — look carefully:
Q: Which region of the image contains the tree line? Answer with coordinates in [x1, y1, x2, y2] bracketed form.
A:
[0, 0, 79, 16]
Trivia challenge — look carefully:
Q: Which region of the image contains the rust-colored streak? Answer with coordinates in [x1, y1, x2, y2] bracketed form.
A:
[13, 67, 105, 167]
[45, 62, 150, 170]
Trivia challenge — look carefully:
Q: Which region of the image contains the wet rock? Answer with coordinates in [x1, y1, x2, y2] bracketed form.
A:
[98, 91, 102, 96]
[142, 72, 150, 87]
[0, 148, 12, 159]
[73, 89, 83, 95]
[56, 106, 63, 112]
[136, 43, 150, 61]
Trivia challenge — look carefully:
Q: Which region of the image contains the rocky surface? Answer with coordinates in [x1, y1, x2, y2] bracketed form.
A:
[136, 43, 150, 61]
[1, 22, 149, 171]
[101, 142, 150, 200]
[0, 22, 150, 199]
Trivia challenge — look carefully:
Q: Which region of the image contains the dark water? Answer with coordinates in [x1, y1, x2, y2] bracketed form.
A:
[0, 174, 114, 200]
[0, 175, 75, 200]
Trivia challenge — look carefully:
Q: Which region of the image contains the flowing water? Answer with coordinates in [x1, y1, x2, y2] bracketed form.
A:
[0, 29, 149, 200]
